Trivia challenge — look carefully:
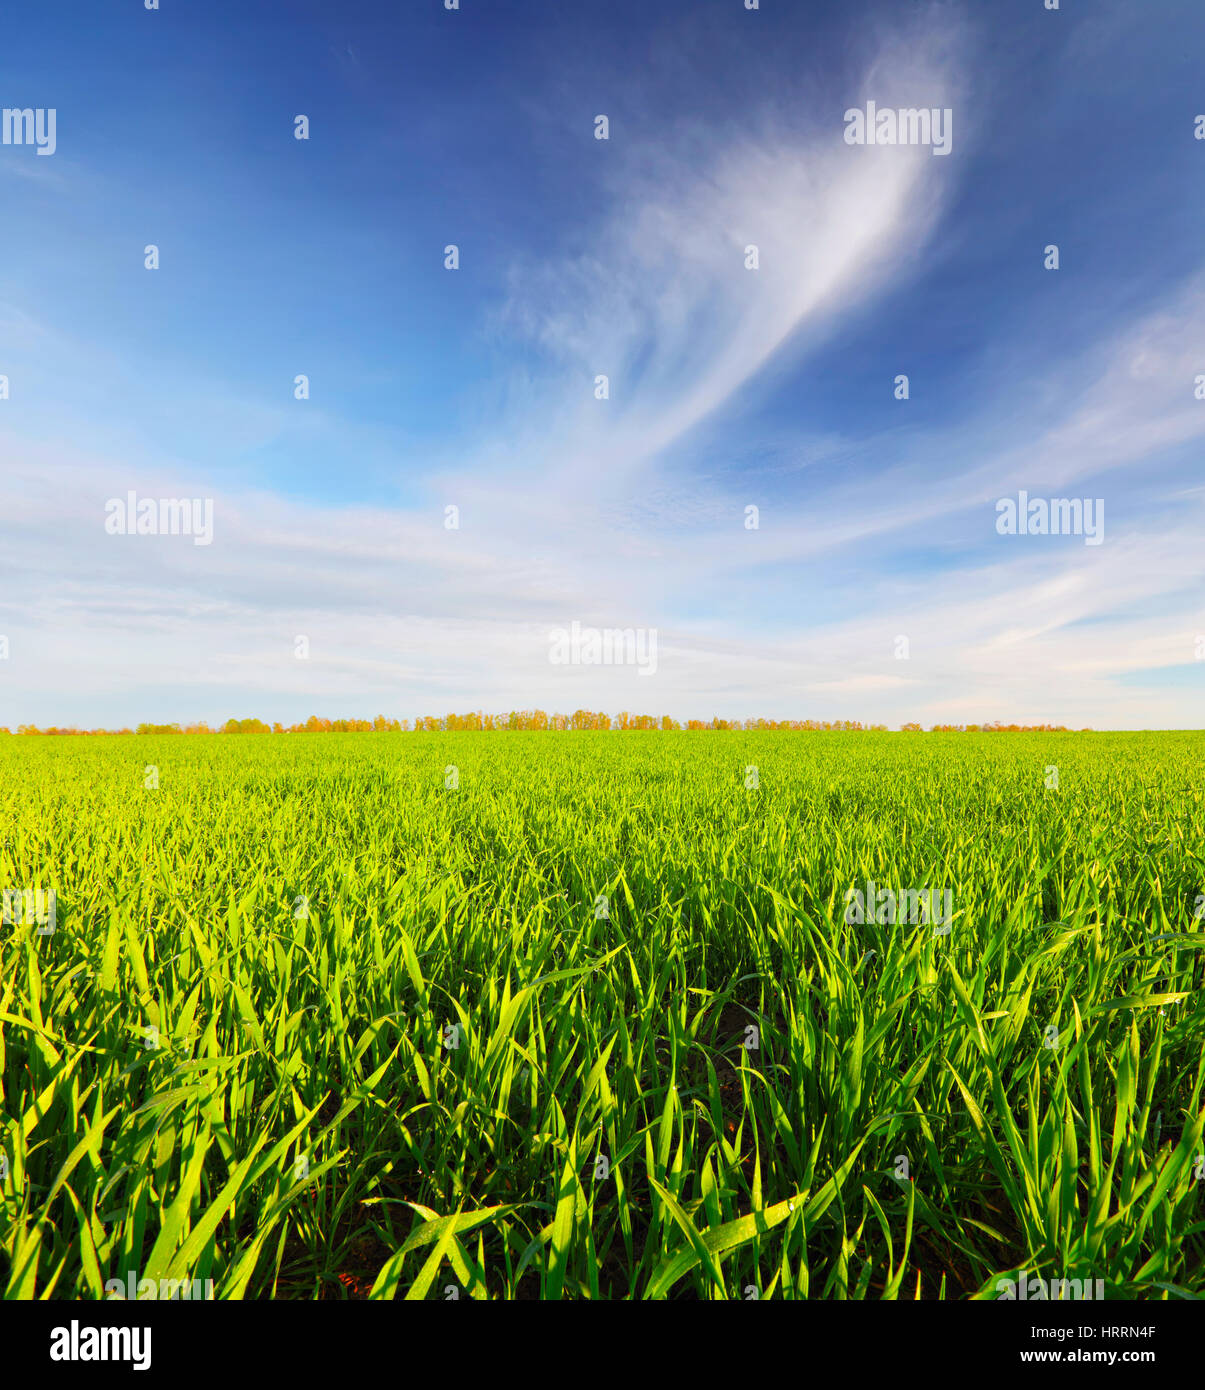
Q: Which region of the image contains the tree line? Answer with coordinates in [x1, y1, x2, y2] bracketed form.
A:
[3, 714, 1084, 735]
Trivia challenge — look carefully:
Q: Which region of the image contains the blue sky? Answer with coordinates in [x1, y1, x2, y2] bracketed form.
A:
[2, 0, 1204, 728]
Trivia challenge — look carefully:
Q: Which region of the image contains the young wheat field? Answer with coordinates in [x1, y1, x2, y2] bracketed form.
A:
[2, 731, 1203, 1300]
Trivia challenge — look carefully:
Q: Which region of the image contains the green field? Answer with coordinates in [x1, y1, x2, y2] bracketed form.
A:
[2, 731, 1203, 1300]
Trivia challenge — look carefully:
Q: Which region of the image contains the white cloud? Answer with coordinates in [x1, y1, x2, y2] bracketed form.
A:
[1, 23, 1202, 730]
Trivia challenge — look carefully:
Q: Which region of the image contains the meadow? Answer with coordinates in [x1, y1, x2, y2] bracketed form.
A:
[1, 731, 1203, 1300]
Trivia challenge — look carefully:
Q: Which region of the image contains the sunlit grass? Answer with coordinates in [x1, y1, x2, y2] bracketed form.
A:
[1, 731, 1203, 1299]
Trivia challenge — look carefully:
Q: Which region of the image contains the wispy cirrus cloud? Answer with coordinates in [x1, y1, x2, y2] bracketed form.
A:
[1, 9, 1202, 729]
